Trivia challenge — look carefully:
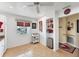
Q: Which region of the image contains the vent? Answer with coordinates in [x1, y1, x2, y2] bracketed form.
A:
[67, 36, 74, 44]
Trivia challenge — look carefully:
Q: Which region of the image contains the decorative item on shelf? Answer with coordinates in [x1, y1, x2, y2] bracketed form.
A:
[0, 21, 3, 28]
[0, 29, 3, 32]
[47, 18, 53, 33]
[49, 24, 53, 28]
[67, 21, 73, 30]
[47, 29, 53, 33]
[50, 19, 53, 23]
[32, 23, 36, 29]
[67, 27, 71, 30]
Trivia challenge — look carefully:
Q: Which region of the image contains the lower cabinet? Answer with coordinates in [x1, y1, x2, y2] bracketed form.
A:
[47, 38, 53, 49]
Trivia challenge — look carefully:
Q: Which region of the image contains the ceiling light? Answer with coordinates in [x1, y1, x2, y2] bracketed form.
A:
[23, 5, 27, 8]
[9, 6, 13, 8]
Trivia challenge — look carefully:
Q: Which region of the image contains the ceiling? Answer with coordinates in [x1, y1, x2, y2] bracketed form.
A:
[0, 2, 79, 18]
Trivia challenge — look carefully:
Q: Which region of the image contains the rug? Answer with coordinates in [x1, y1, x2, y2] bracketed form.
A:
[59, 43, 76, 53]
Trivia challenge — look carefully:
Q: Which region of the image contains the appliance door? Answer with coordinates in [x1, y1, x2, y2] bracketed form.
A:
[47, 38, 53, 49]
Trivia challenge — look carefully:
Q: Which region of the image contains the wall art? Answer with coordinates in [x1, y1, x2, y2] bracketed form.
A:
[32, 23, 36, 29]
[39, 21, 42, 32]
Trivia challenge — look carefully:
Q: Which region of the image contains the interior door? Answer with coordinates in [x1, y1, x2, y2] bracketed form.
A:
[59, 17, 67, 43]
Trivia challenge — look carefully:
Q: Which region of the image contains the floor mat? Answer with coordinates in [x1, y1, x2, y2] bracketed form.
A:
[59, 43, 76, 53]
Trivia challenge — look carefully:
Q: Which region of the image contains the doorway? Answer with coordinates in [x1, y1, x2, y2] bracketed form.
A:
[59, 17, 67, 44]
[59, 13, 79, 53]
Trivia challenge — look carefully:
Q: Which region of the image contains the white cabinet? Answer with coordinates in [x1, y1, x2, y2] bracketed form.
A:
[32, 33, 39, 43]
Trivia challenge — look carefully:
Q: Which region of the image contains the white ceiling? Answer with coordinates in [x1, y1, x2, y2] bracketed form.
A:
[0, 2, 79, 18]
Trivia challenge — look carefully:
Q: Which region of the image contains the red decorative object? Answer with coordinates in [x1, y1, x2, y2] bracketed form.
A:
[17, 22, 24, 26]
[47, 18, 53, 33]
[0, 21, 3, 28]
[25, 22, 30, 27]
[64, 8, 71, 15]
[0, 29, 3, 32]
[47, 29, 53, 33]
[17, 21, 30, 27]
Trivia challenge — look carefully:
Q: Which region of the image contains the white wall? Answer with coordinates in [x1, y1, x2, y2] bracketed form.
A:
[3, 14, 34, 48]
[7, 15, 34, 48]
[37, 16, 47, 46]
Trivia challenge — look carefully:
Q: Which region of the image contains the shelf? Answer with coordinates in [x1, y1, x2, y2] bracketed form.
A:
[46, 18, 53, 33]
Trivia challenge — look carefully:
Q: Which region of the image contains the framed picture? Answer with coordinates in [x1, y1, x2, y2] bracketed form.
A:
[32, 23, 36, 29]
[17, 27, 27, 34]
[39, 21, 42, 32]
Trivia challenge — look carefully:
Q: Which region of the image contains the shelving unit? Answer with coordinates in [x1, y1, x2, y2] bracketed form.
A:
[32, 33, 39, 44]
[46, 18, 53, 49]
[46, 18, 53, 33]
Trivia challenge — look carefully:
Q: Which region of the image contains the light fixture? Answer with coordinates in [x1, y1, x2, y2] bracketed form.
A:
[23, 5, 27, 8]
[9, 6, 13, 9]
